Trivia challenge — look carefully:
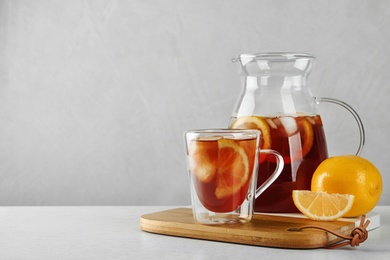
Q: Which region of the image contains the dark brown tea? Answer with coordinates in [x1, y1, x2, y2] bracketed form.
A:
[188, 137, 257, 213]
[230, 114, 328, 213]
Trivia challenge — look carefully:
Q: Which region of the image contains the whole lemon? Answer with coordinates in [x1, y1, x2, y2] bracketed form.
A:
[311, 155, 382, 217]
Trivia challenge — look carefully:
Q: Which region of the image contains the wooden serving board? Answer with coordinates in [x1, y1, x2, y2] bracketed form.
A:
[140, 208, 356, 249]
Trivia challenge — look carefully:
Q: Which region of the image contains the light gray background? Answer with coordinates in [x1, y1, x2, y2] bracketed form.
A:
[0, 0, 389, 206]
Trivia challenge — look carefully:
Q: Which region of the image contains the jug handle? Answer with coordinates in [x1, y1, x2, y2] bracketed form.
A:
[314, 97, 365, 156]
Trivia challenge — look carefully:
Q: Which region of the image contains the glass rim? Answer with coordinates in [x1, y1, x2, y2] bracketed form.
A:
[232, 52, 315, 63]
[184, 129, 260, 142]
[185, 128, 260, 134]
[184, 129, 261, 140]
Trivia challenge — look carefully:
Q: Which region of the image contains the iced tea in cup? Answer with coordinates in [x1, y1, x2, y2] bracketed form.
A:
[184, 129, 284, 225]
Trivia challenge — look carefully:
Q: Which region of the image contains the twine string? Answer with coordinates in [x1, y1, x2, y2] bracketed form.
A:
[295, 215, 370, 249]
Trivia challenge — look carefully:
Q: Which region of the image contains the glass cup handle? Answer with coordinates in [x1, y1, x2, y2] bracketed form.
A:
[255, 149, 284, 199]
[315, 97, 365, 156]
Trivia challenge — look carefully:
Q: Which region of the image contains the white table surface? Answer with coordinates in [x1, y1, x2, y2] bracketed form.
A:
[0, 206, 389, 259]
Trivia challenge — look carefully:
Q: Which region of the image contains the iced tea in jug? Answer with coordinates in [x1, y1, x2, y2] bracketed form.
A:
[229, 53, 364, 213]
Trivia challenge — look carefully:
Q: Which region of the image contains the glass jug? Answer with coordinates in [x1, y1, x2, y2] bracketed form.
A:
[229, 52, 365, 213]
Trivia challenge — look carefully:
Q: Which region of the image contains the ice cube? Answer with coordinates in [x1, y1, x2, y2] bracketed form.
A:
[279, 117, 298, 136]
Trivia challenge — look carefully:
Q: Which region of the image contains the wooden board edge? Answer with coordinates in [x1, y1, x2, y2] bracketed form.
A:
[140, 208, 356, 249]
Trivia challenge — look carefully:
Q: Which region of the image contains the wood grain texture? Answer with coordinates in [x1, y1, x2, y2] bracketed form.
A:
[140, 208, 356, 249]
